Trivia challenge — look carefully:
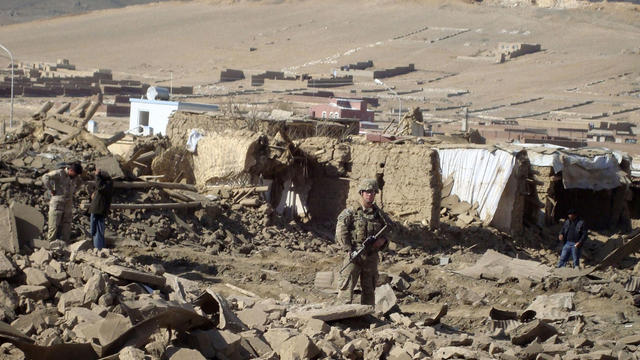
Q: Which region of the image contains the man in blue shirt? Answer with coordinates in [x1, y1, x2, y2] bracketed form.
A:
[557, 208, 587, 268]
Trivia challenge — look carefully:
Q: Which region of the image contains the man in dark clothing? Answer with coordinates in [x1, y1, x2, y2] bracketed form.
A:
[557, 208, 587, 268]
[90, 169, 113, 250]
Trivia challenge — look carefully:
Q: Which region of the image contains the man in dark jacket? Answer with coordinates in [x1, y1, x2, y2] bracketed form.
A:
[557, 208, 587, 268]
[90, 169, 113, 250]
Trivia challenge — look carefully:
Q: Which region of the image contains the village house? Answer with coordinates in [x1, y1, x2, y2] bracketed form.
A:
[309, 98, 374, 122]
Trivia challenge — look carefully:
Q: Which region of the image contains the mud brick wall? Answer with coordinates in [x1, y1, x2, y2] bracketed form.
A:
[348, 143, 441, 229]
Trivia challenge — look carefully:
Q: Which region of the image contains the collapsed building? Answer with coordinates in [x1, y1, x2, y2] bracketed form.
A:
[0, 99, 638, 359]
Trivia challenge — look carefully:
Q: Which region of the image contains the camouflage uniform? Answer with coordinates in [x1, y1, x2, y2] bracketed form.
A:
[42, 168, 81, 242]
[336, 180, 389, 305]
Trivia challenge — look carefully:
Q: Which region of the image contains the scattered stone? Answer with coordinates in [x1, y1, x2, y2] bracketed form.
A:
[375, 284, 397, 314]
[10, 201, 44, 248]
[510, 320, 557, 346]
[303, 318, 329, 337]
[277, 334, 319, 360]
[237, 307, 269, 330]
[165, 347, 207, 360]
[0, 253, 17, 278]
[0, 206, 19, 253]
[23, 267, 50, 287]
[435, 346, 477, 359]
[288, 303, 373, 322]
[15, 285, 49, 301]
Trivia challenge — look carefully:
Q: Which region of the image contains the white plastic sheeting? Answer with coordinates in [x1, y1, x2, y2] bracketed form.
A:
[186, 129, 203, 153]
[437, 148, 516, 223]
[511, 143, 623, 190]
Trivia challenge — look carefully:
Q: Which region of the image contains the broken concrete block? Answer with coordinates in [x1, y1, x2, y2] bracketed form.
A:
[0, 253, 17, 278]
[118, 345, 147, 360]
[95, 155, 125, 179]
[11, 307, 58, 335]
[264, 328, 298, 350]
[287, 303, 374, 322]
[83, 273, 106, 304]
[375, 284, 397, 315]
[0, 281, 19, 312]
[237, 307, 268, 330]
[30, 248, 52, 267]
[10, 201, 44, 248]
[69, 240, 93, 253]
[303, 318, 330, 337]
[315, 339, 340, 358]
[23, 267, 50, 287]
[15, 285, 49, 301]
[525, 292, 574, 321]
[210, 329, 242, 357]
[388, 345, 412, 360]
[57, 288, 88, 313]
[102, 264, 166, 287]
[0, 206, 19, 253]
[435, 346, 477, 359]
[165, 347, 207, 360]
[241, 332, 273, 357]
[64, 306, 103, 326]
[510, 319, 557, 346]
[618, 334, 640, 345]
[314, 271, 336, 290]
[277, 334, 319, 360]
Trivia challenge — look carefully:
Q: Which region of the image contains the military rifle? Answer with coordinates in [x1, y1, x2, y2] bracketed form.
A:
[340, 224, 388, 274]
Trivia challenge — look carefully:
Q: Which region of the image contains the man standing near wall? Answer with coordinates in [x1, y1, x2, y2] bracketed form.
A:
[42, 162, 83, 242]
[90, 168, 113, 250]
[557, 208, 587, 268]
[336, 179, 390, 305]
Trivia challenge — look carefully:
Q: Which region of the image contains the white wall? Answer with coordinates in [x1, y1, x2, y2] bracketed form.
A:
[129, 100, 178, 136]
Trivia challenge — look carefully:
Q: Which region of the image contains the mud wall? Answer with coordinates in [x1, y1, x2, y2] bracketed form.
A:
[348, 143, 441, 229]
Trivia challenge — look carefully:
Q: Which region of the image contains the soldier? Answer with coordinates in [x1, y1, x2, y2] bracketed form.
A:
[42, 162, 83, 242]
[336, 178, 390, 305]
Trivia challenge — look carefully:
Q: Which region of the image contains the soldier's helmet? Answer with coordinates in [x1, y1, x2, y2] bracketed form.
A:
[359, 179, 379, 193]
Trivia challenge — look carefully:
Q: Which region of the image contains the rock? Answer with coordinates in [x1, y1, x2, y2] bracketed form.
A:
[525, 292, 574, 321]
[388, 345, 413, 360]
[10, 201, 44, 248]
[326, 327, 348, 348]
[209, 329, 242, 358]
[237, 307, 269, 330]
[15, 285, 49, 301]
[303, 318, 330, 338]
[375, 284, 397, 314]
[118, 346, 146, 360]
[314, 271, 336, 289]
[315, 339, 340, 358]
[23, 267, 50, 287]
[69, 240, 93, 253]
[95, 314, 131, 345]
[11, 307, 58, 335]
[0, 281, 18, 311]
[277, 334, 319, 360]
[165, 347, 207, 360]
[241, 332, 272, 357]
[264, 328, 298, 350]
[287, 303, 374, 322]
[83, 273, 106, 304]
[510, 320, 557, 346]
[435, 346, 477, 359]
[57, 288, 88, 313]
[618, 334, 640, 345]
[0, 253, 17, 278]
[30, 248, 52, 267]
[65, 306, 103, 326]
[0, 206, 19, 253]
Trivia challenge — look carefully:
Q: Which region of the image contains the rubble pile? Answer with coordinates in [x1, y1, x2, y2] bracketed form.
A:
[0, 101, 638, 359]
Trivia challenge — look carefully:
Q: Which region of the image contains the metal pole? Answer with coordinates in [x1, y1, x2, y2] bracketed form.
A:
[0, 43, 13, 134]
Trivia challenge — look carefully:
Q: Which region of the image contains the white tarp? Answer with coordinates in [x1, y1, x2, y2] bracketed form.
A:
[437, 148, 516, 223]
[512, 143, 624, 190]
